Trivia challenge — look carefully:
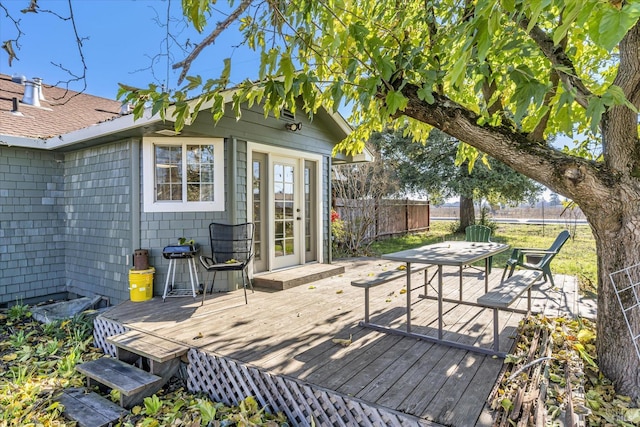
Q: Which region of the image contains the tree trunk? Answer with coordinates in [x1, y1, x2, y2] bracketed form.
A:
[587, 205, 640, 398]
[459, 196, 475, 231]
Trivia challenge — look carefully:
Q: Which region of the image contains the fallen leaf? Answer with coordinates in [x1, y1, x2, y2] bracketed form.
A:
[332, 334, 352, 347]
[2, 353, 17, 362]
[308, 285, 316, 289]
[397, 265, 406, 270]
[193, 332, 204, 340]
[399, 288, 407, 294]
[336, 290, 343, 294]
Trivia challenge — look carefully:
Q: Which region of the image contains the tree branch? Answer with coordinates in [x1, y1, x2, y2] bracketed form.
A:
[173, 0, 253, 85]
[399, 83, 614, 210]
[517, 16, 593, 109]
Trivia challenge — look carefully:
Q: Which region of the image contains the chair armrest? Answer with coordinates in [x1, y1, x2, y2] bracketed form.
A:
[517, 249, 558, 256]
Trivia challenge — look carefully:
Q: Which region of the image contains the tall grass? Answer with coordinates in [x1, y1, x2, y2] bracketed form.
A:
[369, 221, 597, 294]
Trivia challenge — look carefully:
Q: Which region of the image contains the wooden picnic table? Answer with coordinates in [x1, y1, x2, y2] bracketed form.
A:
[374, 241, 511, 355]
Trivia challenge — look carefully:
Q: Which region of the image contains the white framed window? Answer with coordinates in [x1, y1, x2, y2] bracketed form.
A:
[143, 137, 224, 212]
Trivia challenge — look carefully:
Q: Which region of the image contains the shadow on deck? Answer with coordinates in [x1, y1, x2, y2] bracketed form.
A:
[95, 258, 594, 426]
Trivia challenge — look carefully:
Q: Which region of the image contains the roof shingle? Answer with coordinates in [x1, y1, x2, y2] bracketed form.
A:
[0, 74, 123, 139]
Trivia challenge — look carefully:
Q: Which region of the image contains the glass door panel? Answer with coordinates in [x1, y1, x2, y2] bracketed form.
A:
[252, 153, 267, 273]
[272, 157, 299, 269]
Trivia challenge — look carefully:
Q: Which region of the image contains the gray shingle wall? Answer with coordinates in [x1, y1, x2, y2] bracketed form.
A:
[63, 142, 132, 304]
[0, 147, 66, 305]
[141, 139, 251, 297]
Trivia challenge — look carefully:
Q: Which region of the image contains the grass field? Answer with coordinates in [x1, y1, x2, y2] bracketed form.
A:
[369, 221, 598, 295]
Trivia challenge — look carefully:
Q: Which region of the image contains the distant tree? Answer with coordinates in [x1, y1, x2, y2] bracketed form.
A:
[332, 151, 399, 255]
[548, 193, 562, 206]
[371, 129, 544, 230]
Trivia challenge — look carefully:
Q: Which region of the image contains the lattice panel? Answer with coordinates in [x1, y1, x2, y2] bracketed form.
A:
[93, 316, 128, 357]
[609, 264, 640, 362]
[187, 348, 426, 427]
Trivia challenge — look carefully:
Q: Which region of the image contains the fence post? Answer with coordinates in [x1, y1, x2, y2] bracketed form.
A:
[405, 199, 409, 234]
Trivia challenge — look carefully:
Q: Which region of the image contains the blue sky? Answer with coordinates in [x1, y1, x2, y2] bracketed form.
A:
[0, 0, 259, 100]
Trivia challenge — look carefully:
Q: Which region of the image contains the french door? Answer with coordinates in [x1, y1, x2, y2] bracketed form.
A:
[250, 148, 320, 272]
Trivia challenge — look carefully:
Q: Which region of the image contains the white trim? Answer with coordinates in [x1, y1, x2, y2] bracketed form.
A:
[247, 142, 324, 271]
[143, 136, 225, 212]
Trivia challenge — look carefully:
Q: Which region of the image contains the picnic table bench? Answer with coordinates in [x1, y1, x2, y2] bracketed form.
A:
[477, 269, 542, 355]
[351, 264, 431, 324]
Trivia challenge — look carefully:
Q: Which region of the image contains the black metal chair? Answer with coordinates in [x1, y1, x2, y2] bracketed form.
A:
[501, 230, 570, 287]
[199, 222, 255, 305]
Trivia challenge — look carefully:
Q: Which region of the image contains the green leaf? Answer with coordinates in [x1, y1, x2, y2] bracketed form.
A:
[501, 398, 513, 412]
[183, 75, 202, 91]
[385, 90, 407, 115]
[501, 0, 516, 13]
[585, 96, 606, 133]
[211, 93, 225, 123]
[220, 58, 231, 86]
[278, 55, 295, 92]
[597, 4, 640, 51]
[573, 343, 598, 368]
[330, 80, 344, 113]
[475, 19, 491, 63]
[183, 0, 210, 32]
[602, 85, 638, 111]
[417, 86, 435, 104]
[449, 50, 469, 88]
[553, 0, 581, 46]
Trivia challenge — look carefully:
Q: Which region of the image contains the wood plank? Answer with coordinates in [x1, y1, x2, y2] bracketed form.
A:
[356, 338, 436, 403]
[76, 358, 163, 396]
[477, 271, 541, 308]
[253, 263, 345, 290]
[58, 387, 128, 427]
[351, 265, 428, 288]
[107, 329, 189, 363]
[337, 334, 421, 397]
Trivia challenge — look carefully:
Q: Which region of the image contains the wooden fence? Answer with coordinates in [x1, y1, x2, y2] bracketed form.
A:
[334, 199, 430, 242]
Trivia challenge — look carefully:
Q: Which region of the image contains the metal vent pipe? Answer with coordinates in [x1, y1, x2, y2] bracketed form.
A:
[33, 77, 46, 101]
[22, 80, 40, 107]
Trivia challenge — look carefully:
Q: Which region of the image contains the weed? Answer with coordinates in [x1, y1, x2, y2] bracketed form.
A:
[9, 329, 35, 347]
[7, 302, 31, 322]
[9, 365, 31, 385]
[143, 394, 163, 415]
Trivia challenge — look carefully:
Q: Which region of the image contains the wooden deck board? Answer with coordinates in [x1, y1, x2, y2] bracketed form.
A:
[98, 258, 587, 426]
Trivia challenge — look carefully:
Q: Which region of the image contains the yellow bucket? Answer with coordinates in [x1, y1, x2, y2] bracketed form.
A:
[129, 267, 155, 302]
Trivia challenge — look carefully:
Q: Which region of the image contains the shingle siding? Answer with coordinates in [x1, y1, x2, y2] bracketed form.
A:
[0, 147, 65, 305]
[64, 142, 132, 304]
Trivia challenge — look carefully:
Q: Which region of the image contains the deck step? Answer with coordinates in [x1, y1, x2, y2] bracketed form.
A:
[107, 329, 189, 363]
[76, 357, 163, 408]
[253, 264, 345, 290]
[57, 387, 128, 427]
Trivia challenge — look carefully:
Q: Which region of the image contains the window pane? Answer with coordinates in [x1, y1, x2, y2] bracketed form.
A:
[155, 145, 182, 201]
[186, 144, 215, 202]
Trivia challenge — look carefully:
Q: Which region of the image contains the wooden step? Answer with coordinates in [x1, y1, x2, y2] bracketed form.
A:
[57, 387, 128, 427]
[76, 357, 163, 408]
[107, 329, 189, 363]
[253, 264, 346, 290]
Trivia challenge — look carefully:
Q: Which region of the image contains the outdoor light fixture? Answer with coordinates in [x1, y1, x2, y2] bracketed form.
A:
[285, 122, 302, 132]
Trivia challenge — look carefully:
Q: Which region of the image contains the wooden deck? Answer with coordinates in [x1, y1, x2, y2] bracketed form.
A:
[98, 258, 594, 426]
